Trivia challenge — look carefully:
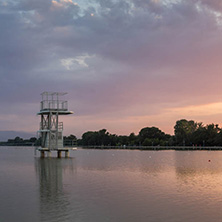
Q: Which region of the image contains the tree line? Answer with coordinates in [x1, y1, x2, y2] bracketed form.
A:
[75, 119, 222, 147]
[1, 119, 222, 147]
[0, 136, 38, 146]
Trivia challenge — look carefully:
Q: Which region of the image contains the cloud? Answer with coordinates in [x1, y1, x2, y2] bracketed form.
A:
[1, 0, 222, 136]
[61, 54, 94, 70]
[199, 0, 222, 11]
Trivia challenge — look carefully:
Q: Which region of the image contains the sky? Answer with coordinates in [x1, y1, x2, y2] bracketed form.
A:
[1, 0, 222, 138]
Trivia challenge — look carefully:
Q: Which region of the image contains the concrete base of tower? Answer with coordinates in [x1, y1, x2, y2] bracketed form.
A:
[36, 147, 75, 158]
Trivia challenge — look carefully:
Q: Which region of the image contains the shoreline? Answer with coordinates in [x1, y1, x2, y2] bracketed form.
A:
[1, 145, 222, 151]
[79, 145, 222, 151]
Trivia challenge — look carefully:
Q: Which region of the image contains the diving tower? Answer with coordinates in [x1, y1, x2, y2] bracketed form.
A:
[36, 92, 73, 158]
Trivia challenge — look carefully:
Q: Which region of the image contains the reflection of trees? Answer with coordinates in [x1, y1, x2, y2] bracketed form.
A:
[35, 158, 75, 222]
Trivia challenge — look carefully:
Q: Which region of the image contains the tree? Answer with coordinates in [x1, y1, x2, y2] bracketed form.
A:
[98, 129, 110, 145]
[29, 137, 37, 143]
[128, 133, 138, 145]
[174, 119, 199, 145]
[82, 131, 98, 145]
[81, 129, 112, 146]
[139, 127, 166, 144]
[64, 134, 77, 146]
[192, 125, 207, 145]
[205, 124, 220, 146]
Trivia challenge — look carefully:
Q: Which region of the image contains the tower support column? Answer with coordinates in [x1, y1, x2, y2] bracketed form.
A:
[57, 151, 62, 158]
[47, 151, 52, 157]
[40, 151, 45, 158]
[65, 150, 69, 158]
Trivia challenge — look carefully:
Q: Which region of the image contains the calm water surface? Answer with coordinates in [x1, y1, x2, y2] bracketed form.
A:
[1, 147, 222, 222]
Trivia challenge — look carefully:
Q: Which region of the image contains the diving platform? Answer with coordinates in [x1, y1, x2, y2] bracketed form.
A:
[37, 110, 73, 115]
[36, 92, 74, 158]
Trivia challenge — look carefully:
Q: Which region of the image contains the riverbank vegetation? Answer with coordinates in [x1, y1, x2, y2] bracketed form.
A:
[1, 119, 222, 147]
[0, 136, 38, 146]
[77, 119, 222, 147]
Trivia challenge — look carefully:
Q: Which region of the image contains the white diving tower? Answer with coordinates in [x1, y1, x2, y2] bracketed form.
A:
[37, 92, 73, 158]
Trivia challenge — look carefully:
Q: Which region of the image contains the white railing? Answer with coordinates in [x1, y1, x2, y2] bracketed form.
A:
[58, 122, 63, 130]
[40, 100, 68, 111]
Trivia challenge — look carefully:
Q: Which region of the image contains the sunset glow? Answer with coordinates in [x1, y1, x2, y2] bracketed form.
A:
[1, 0, 222, 138]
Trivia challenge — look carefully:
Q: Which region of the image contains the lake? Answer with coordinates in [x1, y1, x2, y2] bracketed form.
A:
[1, 147, 222, 222]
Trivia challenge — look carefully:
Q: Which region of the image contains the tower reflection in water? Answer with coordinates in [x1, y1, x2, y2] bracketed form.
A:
[35, 158, 75, 222]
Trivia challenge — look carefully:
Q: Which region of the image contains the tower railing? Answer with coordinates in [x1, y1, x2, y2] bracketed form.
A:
[40, 100, 68, 111]
[58, 122, 63, 131]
